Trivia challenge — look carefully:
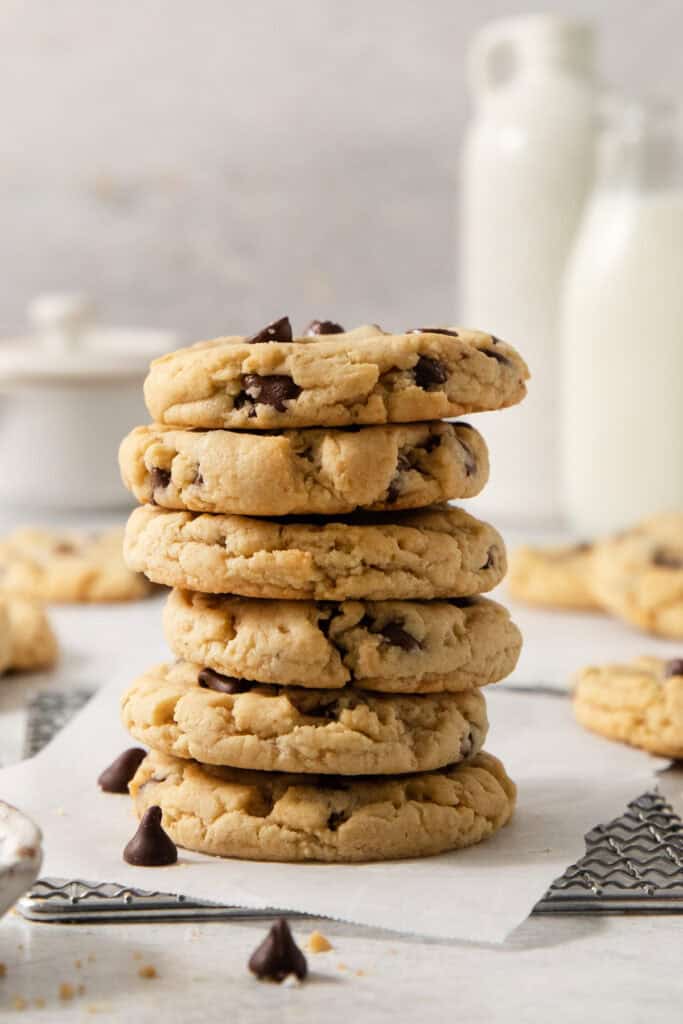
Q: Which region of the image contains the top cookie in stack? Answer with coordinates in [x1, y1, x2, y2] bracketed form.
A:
[118, 318, 528, 863]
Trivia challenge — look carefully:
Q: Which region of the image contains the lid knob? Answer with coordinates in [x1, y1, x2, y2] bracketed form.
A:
[27, 292, 95, 353]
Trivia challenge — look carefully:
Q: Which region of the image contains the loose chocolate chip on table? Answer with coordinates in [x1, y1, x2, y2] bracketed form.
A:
[198, 668, 252, 694]
[98, 748, 147, 793]
[413, 355, 448, 390]
[245, 316, 293, 344]
[304, 319, 345, 336]
[248, 918, 308, 983]
[242, 373, 302, 412]
[652, 547, 683, 569]
[150, 467, 171, 491]
[481, 348, 512, 367]
[327, 810, 349, 832]
[665, 659, 683, 679]
[123, 806, 178, 866]
[379, 621, 420, 652]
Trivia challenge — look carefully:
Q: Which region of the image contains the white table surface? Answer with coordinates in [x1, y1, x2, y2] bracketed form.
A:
[1, 518, 683, 1021]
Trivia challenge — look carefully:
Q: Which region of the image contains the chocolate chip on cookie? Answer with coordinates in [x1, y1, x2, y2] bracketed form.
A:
[652, 547, 683, 569]
[481, 348, 512, 367]
[150, 467, 171, 492]
[665, 659, 683, 678]
[413, 355, 448, 390]
[198, 667, 252, 694]
[123, 805, 178, 866]
[378, 621, 421, 652]
[248, 919, 307, 983]
[241, 373, 302, 412]
[246, 316, 293, 344]
[304, 320, 345, 336]
[408, 327, 460, 337]
[98, 748, 147, 793]
[327, 810, 349, 831]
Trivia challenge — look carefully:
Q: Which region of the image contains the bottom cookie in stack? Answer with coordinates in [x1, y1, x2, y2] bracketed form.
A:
[128, 748, 516, 863]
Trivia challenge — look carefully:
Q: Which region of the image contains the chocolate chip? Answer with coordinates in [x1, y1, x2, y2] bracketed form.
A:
[242, 373, 302, 412]
[408, 327, 459, 337]
[459, 728, 474, 759]
[304, 319, 345, 336]
[652, 547, 683, 569]
[481, 545, 498, 571]
[327, 810, 349, 831]
[54, 541, 76, 555]
[123, 806, 177, 866]
[379, 621, 420, 652]
[481, 348, 512, 367]
[198, 668, 252, 694]
[233, 391, 257, 417]
[422, 433, 442, 454]
[98, 748, 147, 793]
[457, 439, 476, 476]
[665, 659, 683, 678]
[150, 467, 171, 491]
[246, 316, 292, 344]
[248, 918, 307, 983]
[413, 355, 448, 390]
[386, 454, 411, 504]
[193, 469, 204, 486]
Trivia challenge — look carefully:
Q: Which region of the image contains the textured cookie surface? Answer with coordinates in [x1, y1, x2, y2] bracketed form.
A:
[0, 527, 153, 603]
[0, 593, 58, 673]
[508, 542, 600, 611]
[119, 420, 488, 516]
[129, 748, 516, 862]
[144, 324, 529, 430]
[574, 655, 683, 758]
[164, 590, 521, 692]
[124, 504, 506, 601]
[122, 660, 488, 775]
[591, 514, 683, 637]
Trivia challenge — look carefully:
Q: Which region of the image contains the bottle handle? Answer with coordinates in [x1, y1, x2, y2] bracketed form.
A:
[467, 23, 519, 97]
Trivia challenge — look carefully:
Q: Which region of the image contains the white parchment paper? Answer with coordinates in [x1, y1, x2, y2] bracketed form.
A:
[0, 681, 661, 943]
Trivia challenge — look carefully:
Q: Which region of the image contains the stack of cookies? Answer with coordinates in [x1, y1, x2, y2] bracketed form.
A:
[118, 318, 529, 863]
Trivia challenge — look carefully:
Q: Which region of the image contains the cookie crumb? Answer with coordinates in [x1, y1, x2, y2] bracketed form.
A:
[78, 984, 87, 995]
[59, 982, 75, 1000]
[138, 965, 157, 980]
[34, 997, 45, 1008]
[74, 959, 82, 969]
[355, 969, 365, 977]
[306, 930, 332, 954]
[87, 953, 96, 963]
[337, 962, 348, 971]
[132, 951, 143, 960]
[12, 996, 27, 1010]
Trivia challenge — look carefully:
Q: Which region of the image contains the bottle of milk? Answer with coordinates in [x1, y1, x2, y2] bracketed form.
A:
[561, 98, 683, 533]
[460, 14, 597, 525]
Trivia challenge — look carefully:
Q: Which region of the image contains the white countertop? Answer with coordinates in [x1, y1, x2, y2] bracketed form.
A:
[1, 521, 682, 1021]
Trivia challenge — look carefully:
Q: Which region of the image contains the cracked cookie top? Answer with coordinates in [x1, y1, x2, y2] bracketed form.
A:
[143, 321, 529, 430]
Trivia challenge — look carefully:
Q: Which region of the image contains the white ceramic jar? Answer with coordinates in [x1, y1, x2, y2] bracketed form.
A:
[0, 295, 178, 510]
[460, 14, 597, 525]
[561, 99, 683, 533]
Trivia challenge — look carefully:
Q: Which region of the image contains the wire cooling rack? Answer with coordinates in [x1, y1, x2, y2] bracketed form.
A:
[16, 689, 683, 922]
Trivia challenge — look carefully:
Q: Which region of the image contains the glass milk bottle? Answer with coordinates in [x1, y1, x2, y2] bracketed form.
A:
[561, 99, 683, 533]
[460, 14, 597, 525]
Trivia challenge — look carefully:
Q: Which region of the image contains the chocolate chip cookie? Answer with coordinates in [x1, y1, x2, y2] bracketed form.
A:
[591, 514, 683, 637]
[124, 504, 506, 601]
[508, 542, 600, 611]
[163, 590, 521, 692]
[121, 660, 488, 775]
[574, 656, 683, 757]
[0, 593, 58, 673]
[143, 321, 529, 430]
[0, 527, 154, 603]
[129, 748, 516, 862]
[119, 420, 488, 516]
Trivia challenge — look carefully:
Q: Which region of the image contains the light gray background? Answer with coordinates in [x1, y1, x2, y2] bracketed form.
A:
[1, 0, 680, 338]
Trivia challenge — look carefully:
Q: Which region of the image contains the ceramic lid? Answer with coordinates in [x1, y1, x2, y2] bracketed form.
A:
[0, 293, 178, 384]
